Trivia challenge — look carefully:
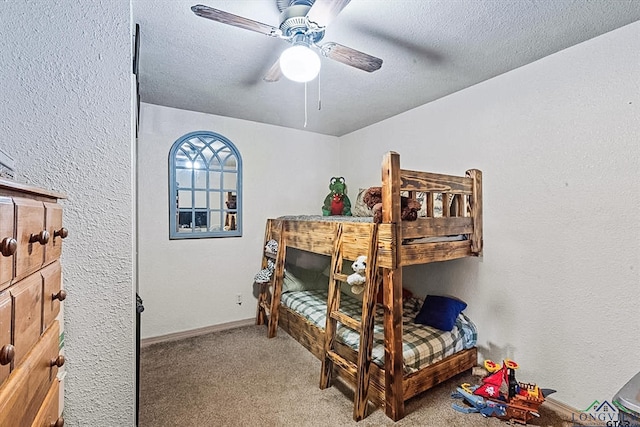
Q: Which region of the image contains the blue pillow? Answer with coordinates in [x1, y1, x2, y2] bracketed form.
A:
[415, 295, 467, 331]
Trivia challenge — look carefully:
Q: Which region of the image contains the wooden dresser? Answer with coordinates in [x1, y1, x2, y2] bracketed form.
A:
[0, 179, 67, 427]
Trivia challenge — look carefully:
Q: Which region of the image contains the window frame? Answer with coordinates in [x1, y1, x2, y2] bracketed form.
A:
[168, 131, 242, 239]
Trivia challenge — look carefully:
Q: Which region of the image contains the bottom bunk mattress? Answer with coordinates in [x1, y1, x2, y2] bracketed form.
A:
[280, 290, 477, 374]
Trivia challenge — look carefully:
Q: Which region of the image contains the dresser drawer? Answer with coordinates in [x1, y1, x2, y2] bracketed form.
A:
[43, 202, 66, 266]
[14, 198, 47, 281]
[0, 197, 15, 290]
[0, 292, 11, 386]
[0, 180, 66, 427]
[10, 273, 43, 368]
[41, 261, 63, 333]
[31, 379, 62, 427]
[0, 321, 62, 427]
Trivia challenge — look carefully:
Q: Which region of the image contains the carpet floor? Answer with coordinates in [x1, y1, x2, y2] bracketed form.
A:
[139, 325, 576, 427]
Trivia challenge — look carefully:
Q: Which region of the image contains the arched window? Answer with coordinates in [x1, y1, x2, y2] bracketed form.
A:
[169, 131, 242, 239]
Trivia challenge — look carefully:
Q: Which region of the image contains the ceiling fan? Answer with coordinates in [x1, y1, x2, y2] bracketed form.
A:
[191, 0, 383, 83]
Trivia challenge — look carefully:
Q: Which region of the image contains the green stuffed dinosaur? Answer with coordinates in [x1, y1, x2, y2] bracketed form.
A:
[322, 176, 352, 216]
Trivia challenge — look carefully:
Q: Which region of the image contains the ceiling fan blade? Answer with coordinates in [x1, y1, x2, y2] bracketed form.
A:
[263, 59, 281, 82]
[321, 42, 383, 72]
[305, 0, 351, 29]
[191, 4, 281, 37]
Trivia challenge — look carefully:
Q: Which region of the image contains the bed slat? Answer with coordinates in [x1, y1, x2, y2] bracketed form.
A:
[455, 194, 465, 217]
[442, 193, 451, 217]
[284, 221, 336, 255]
[280, 306, 325, 357]
[403, 347, 477, 400]
[402, 217, 473, 239]
[341, 222, 381, 261]
[400, 169, 474, 194]
[401, 240, 472, 265]
[426, 192, 435, 217]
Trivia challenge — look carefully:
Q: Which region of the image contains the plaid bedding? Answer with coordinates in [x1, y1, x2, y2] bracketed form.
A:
[280, 290, 477, 373]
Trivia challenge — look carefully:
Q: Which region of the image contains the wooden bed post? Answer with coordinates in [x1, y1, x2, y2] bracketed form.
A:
[268, 221, 286, 338]
[255, 220, 274, 326]
[381, 151, 405, 421]
[466, 169, 483, 255]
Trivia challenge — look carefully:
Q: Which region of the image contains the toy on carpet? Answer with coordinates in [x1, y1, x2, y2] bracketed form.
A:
[362, 187, 421, 223]
[346, 255, 367, 294]
[322, 177, 352, 216]
[451, 359, 556, 425]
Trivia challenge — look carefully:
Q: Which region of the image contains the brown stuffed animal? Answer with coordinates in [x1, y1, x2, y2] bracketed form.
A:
[363, 187, 383, 223]
[363, 186, 421, 223]
[363, 187, 382, 207]
[401, 197, 421, 221]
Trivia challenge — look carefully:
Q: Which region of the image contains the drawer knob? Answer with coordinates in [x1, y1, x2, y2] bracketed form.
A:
[50, 417, 64, 427]
[52, 289, 67, 302]
[29, 230, 50, 245]
[0, 237, 17, 257]
[50, 355, 65, 368]
[54, 227, 69, 239]
[0, 344, 14, 365]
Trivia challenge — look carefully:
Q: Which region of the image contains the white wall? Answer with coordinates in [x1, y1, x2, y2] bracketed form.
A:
[3, 0, 635, 422]
[137, 103, 339, 338]
[0, 1, 135, 425]
[340, 22, 640, 409]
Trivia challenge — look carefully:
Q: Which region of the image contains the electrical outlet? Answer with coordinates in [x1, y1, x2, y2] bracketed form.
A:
[236, 293, 242, 305]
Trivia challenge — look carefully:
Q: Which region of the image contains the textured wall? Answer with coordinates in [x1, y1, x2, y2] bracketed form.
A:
[137, 103, 339, 338]
[340, 22, 640, 410]
[0, 1, 135, 425]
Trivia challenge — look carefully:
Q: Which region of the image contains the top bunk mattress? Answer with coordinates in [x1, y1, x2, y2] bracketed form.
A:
[280, 289, 477, 374]
[278, 215, 372, 222]
[276, 215, 467, 244]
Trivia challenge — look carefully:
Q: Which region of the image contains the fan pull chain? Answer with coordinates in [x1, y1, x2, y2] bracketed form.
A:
[318, 72, 322, 110]
[304, 81, 308, 128]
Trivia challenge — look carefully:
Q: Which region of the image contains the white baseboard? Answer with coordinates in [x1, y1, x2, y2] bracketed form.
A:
[141, 318, 255, 347]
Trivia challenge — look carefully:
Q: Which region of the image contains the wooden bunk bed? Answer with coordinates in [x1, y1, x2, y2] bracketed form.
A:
[255, 151, 483, 422]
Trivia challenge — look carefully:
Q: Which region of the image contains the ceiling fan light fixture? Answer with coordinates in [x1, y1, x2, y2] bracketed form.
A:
[279, 44, 321, 83]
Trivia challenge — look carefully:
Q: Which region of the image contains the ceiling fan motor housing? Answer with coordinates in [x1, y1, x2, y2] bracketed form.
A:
[279, 4, 324, 43]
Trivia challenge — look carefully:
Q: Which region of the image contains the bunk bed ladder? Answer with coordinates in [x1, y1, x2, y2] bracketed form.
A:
[320, 223, 381, 421]
[255, 220, 286, 338]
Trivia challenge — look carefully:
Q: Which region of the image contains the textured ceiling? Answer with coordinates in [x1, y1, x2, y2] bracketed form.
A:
[134, 0, 640, 136]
